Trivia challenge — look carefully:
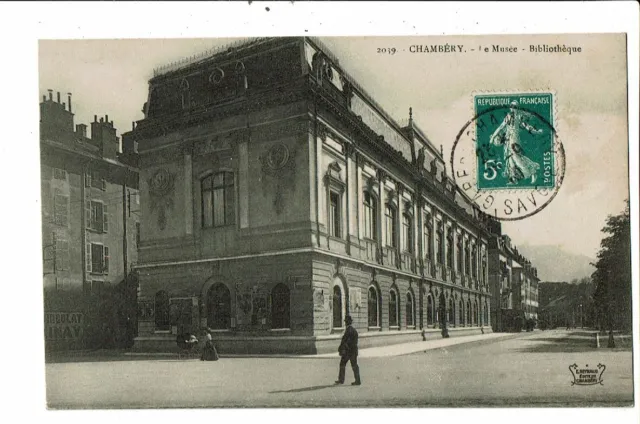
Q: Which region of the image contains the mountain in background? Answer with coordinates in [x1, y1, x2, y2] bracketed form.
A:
[515, 244, 596, 282]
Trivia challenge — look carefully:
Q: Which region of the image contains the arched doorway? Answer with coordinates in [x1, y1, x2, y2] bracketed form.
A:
[427, 294, 434, 326]
[207, 283, 231, 330]
[368, 285, 380, 327]
[333, 285, 343, 329]
[271, 283, 290, 329]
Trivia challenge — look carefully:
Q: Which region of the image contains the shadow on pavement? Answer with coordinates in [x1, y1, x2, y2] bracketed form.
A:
[269, 384, 344, 394]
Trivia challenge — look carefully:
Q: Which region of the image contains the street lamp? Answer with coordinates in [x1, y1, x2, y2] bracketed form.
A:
[579, 304, 583, 328]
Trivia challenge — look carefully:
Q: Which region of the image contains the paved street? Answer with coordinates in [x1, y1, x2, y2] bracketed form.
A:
[45, 330, 633, 408]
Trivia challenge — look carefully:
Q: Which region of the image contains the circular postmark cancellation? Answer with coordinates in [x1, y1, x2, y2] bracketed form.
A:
[451, 92, 566, 221]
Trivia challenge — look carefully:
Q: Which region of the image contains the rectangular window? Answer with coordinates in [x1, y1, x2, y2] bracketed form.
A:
[385, 206, 396, 247]
[91, 171, 105, 190]
[90, 243, 109, 274]
[89, 201, 108, 233]
[54, 237, 69, 271]
[363, 193, 377, 240]
[329, 191, 341, 238]
[435, 232, 443, 264]
[402, 214, 412, 252]
[135, 222, 141, 246]
[54, 195, 69, 227]
[53, 168, 67, 180]
[423, 224, 432, 259]
[202, 172, 235, 228]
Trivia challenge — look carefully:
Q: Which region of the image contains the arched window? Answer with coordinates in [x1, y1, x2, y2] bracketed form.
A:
[484, 301, 489, 325]
[201, 172, 235, 228]
[426, 294, 434, 326]
[271, 284, 290, 329]
[368, 285, 380, 327]
[448, 298, 454, 324]
[363, 192, 377, 240]
[332, 285, 343, 329]
[207, 283, 231, 330]
[154, 290, 170, 330]
[406, 292, 415, 327]
[459, 300, 464, 326]
[389, 288, 399, 327]
[180, 79, 190, 110]
[385, 205, 397, 248]
[402, 213, 413, 252]
[466, 300, 471, 325]
[474, 300, 479, 325]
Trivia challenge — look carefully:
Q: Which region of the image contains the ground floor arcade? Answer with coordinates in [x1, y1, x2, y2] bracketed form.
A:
[133, 250, 491, 354]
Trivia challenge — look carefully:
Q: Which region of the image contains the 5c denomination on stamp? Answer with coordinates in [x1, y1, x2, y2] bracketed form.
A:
[451, 91, 566, 221]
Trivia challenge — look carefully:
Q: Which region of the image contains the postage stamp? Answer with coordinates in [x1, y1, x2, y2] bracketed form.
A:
[451, 91, 566, 221]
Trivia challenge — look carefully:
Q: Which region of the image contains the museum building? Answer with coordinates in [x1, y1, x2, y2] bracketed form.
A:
[40, 91, 140, 351]
[125, 37, 495, 354]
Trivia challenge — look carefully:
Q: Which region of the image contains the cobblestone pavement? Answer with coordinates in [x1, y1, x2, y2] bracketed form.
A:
[45, 330, 633, 408]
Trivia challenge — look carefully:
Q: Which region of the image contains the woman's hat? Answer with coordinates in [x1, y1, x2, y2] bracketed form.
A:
[344, 315, 353, 325]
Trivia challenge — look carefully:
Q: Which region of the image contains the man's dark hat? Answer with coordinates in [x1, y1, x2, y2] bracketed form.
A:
[344, 315, 353, 324]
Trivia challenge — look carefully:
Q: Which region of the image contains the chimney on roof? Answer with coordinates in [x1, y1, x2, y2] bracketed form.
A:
[48, 89, 53, 101]
[57, 91, 61, 103]
[42, 95, 46, 102]
[94, 115, 97, 122]
[67, 93, 72, 113]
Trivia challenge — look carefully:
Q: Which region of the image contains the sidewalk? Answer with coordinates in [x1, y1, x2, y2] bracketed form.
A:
[307, 331, 524, 358]
[87, 331, 532, 361]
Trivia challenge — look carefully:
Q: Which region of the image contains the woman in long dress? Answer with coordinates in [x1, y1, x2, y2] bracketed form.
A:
[489, 101, 543, 185]
[200, 333, 219, 361]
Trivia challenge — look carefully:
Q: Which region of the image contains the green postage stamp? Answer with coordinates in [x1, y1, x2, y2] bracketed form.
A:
[474, 93, 555, 190]
[451, 90, 565, 221]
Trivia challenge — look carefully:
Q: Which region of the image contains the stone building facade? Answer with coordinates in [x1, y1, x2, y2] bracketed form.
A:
[488, 222, 538, 331]
[126, 37, 494, 354]
[40, 91, 139, 351]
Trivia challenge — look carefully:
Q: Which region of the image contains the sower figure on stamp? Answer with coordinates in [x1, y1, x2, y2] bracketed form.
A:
[490, 101, 543, 185]
[335, 315, 361, 386]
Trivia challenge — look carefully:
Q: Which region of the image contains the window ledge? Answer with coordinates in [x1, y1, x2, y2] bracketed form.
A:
[154, 330, 171, 334]
[367, 326, 382, 331]
[269, 328, 291, 332]
[208, 329, 231, 333]
[389, 325, 400, 330]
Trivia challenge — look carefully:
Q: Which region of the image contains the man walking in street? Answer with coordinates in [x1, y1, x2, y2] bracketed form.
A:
[335, 315, 361, 386]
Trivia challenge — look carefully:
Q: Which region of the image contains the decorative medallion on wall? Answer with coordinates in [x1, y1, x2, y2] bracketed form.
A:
[260, 142, 297, 215]
[148, 168, 175, 231]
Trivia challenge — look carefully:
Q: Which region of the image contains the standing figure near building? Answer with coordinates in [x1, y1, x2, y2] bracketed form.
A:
[335, 315, 361, 386]
[200, 333, 219, 361]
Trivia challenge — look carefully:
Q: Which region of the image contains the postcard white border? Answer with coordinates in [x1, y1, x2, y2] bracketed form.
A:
[0, 2, 638, 424]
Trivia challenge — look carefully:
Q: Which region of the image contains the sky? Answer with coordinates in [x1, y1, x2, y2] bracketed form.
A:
[38, 34, 630, 260]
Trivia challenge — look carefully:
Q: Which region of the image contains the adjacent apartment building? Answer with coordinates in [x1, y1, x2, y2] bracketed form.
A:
[124, 37, 495, 354]
[487, 221, 539, 332]
[40, 91, 140, 351]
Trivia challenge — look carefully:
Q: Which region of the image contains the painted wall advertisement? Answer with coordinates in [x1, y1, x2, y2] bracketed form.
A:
[45, 312, 84, 340]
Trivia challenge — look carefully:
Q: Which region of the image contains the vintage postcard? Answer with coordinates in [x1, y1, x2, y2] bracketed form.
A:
[7, 1, 640, 421]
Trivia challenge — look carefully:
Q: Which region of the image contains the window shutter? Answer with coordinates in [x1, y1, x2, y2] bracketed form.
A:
[103, 205, 109, 233]
[103, 246, 110, 274]
[101, 179, 106, 191]
[86, 242, 92, 273]
[85, 172, 91, 187]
